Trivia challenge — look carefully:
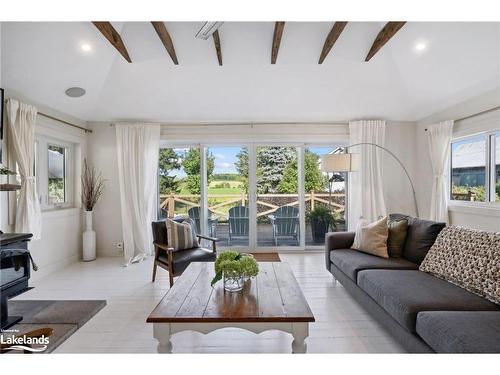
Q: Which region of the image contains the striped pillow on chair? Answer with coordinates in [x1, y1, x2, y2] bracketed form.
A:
[166, 217, 199, 250]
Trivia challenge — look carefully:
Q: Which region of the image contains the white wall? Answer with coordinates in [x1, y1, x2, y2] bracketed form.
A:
[384, 121, 418, 216]
[88, 120, 417, 253]
[86, 122, 123, 257]
[1, 90, 89, 281]
[415, 88, 500, 231]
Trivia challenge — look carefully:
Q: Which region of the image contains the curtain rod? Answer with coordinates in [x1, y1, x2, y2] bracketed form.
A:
[109, 121, 350, 127]
[3, 98, 92, 134]
[425, 105, 500, 131]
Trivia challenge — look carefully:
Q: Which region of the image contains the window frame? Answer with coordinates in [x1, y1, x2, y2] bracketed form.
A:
[450, 130, 500, 206]
[35, 135, 74, 211]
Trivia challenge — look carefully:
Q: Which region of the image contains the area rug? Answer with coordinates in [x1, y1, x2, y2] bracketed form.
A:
[3, 300, 106, 354]
[249, 253, 281, 262]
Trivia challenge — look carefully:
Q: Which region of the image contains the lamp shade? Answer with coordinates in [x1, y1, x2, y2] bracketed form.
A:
[321, 153, 358, 172]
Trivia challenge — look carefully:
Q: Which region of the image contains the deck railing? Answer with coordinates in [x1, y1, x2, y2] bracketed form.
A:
[159, 192, 345, 219]
[451, 191, 475, 201]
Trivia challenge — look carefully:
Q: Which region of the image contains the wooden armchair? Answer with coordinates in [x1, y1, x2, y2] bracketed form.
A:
[151, 220, 218, 287]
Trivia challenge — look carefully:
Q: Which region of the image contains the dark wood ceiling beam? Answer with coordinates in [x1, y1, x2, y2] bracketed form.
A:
[365, 22, 406, 62]
[271, 22, 285, 64]
[213, 30, 223, 66]
[151, 21, 179, 65]
[318, 22, 348, 64]
[92, 22, 132, 63]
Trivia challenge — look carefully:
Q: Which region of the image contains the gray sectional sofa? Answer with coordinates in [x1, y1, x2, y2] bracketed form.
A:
[325, 214, 500, 353]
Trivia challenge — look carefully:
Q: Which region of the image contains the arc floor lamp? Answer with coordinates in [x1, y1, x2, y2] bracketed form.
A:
[321, 143, 419, 219]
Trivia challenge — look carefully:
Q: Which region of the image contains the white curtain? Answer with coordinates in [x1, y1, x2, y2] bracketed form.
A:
[348, 120, 387, 230]
[426, 120, 453, 223]
[115, 123, 160, 265]
[6, 99, 42, 239]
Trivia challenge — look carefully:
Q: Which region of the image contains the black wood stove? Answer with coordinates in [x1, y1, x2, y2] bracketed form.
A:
[0, 232, 37, 330]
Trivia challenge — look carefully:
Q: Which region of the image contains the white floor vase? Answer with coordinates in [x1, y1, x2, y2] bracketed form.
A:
[83, 210, 96, 261]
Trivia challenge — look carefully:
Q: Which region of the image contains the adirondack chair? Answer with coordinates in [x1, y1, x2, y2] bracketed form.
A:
[228, 206, 249, 245]
[268, 206, 300, 246]
[188, 207, 219, 238]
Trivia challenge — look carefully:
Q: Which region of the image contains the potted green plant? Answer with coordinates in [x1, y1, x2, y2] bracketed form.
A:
[211, 251, 259, 292]
[307, 206, 337, 243]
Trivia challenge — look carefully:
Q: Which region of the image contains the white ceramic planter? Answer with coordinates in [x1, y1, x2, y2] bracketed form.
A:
[82, 210, 96, 261]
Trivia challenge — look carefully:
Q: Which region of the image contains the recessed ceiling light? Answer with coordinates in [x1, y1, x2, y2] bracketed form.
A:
[81, 43, 92, 52]
[65, 87, 86, 98]
[414, 42, 427, 52]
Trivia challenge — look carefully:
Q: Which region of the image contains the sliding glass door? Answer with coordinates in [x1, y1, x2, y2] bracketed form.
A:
[305, 146, 347, 247]
[158, 146, 201, 220]
[205, 146, 249, 247]
[256, 146, 302, 248]
[158, 143, 346, 251]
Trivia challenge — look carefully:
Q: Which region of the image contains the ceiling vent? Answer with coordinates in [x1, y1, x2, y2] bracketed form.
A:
[195, 22, 224, 40]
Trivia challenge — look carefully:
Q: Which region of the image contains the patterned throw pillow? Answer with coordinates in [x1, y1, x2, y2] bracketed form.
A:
[166, 217, 199, 251]
[419, 226, 500, 305]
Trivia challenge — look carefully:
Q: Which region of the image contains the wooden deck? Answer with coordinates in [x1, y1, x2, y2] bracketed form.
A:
[210, 222, 346, 248]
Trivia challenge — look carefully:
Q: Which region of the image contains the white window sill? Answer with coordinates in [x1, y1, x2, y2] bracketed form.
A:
[448, 201, 500, 217]
[41, 207, 80, 219]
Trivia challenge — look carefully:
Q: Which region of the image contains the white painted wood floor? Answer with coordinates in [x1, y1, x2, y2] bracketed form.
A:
[15, 253, 406, 353]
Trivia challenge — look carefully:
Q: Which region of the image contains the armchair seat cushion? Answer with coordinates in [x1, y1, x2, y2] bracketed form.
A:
[329, 249, 418, 281]
[158, 247, 216, 275]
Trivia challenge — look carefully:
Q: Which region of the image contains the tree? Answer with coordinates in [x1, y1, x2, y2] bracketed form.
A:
[158, 148, 181, 194]
[235, 148, 249, 192]
[182, 148, 215, 194]
[257, 147, 295, 193]
[278, 149, 326, 193]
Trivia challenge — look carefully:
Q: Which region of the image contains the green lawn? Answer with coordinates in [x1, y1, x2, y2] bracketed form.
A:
[208, 187, 244, 195]
[179, 180, 245, 195]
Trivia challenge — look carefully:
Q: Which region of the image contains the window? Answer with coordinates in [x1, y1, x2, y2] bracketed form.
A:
[157, 146, 201, 219]
[35, 136, 74, 210]
[157, 142, 347, 250]
[47, 145, 66, 204]
[450, 131, 500, 203]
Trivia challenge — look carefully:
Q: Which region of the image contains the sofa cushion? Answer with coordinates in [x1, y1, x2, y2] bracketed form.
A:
[416, 311, 500, 353]
[420, 226, 500, 305]
[389, 214, 446, 265]
[329, 249, 418, 281]
[357, 270, 499, 332]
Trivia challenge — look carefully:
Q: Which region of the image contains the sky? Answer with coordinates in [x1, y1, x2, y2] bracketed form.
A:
[451, 132, 500, 168]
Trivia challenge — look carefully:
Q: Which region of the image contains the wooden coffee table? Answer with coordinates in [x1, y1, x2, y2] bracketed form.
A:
[147, 261, 315, 353]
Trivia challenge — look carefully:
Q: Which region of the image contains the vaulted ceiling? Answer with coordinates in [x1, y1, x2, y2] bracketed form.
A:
[2, 22, 499, 123]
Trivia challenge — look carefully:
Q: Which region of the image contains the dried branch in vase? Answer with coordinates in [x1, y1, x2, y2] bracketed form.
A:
[81, 159, 105, 211]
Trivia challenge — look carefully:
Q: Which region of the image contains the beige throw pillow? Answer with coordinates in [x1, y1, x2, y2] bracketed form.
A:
[166, 218, 199, 251]
[351, 216, 389, 258]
